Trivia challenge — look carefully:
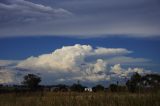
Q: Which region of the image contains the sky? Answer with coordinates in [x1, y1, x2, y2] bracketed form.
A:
[0, 0, 160, 86]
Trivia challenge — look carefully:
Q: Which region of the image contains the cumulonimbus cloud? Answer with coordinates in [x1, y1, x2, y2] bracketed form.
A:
[4, 44, 148, 85]
[17, 44, 132, 71]
[0, 44, 151, 85]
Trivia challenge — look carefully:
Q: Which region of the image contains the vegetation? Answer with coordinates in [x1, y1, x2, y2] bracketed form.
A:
[92, 84, 105, 92]
[22, 74, 41, 90]
[0, 92, 159, 106]
[0, 73, 160, 106]
[126, 73, 160, 93]
[126, 73, 142, 92]
[109, 84, 119, 92]
[70, 83, 85, 92]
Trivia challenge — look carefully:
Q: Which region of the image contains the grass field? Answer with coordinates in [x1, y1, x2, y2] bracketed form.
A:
[0, 92, 160, 106]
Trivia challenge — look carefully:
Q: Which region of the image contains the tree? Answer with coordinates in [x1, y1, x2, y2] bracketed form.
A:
[109, 84, 118, 92]
[140, 74, 160, 91]
[56, 84, 69, 92]
[126, 73, 141, 92]
[92, 84, 105, 92]
[70, 83, 85, 92]
[126, 73, 160, 92]
[22, 74, 41, 90]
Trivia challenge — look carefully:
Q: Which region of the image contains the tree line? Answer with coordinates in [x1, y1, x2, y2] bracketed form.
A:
[0, 73, 160, 93]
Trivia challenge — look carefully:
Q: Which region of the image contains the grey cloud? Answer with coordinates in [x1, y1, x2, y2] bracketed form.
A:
[0, 0, 160, 38]
[107, 56, 151, 65]
[0, 0, 11, 4]
[0, 0, 72, 27]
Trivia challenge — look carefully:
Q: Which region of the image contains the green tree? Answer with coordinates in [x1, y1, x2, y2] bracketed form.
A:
[22, 74, 41, 90]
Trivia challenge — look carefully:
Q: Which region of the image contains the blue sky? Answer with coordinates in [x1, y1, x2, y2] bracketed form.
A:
[0, 0, 160, 85]
[0, 36, 159, 61]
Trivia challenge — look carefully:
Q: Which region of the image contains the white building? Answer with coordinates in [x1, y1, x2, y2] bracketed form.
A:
[84, 88, 92, 92]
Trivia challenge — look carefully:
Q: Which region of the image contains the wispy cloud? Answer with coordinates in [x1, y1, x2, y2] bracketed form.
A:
[0, 0, 72, 26]
[107, 56, 150, 65]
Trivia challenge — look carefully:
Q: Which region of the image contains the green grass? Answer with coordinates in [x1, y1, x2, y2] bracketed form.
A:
[0, 92, 160, 106]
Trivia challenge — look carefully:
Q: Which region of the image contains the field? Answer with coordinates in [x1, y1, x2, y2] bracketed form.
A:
[0, 92, 160, 106]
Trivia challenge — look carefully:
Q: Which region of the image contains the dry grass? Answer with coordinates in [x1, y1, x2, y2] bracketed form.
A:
[0, 92, 160, 106]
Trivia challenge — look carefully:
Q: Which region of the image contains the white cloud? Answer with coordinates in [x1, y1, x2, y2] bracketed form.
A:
[17, 44, 131, 72]
[12, 44, 150, 85]
[79, 59, 108, 82]
[0, 69, 15, 84]
[0, 60, 18, 66]
[111, 64, 123, 75]
[0, 44, 152, 85]
[110, 64, 150, 78]
[91, 47, 132, 56]
[17, 44, 91, 71]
